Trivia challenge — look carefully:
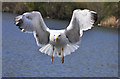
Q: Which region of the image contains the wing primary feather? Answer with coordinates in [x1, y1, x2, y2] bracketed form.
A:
[91, 12, 97, 23]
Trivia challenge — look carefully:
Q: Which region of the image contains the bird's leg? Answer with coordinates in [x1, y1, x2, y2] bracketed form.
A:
[62, 48, 64, 63]
[51, 47, 54, 64]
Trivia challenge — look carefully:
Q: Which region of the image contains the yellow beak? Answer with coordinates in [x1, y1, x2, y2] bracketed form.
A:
[55, 37, 58, 41]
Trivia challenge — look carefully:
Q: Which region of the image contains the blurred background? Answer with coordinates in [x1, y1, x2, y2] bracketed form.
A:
[2, 2, 120, 28]
[2, 2, 119, 77]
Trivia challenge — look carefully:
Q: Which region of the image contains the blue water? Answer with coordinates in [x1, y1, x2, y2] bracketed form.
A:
[2, 13, 118, 77]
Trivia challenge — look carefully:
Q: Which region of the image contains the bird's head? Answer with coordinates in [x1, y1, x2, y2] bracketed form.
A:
[54, 33, 62, 42]
[50, 33, 63, 43]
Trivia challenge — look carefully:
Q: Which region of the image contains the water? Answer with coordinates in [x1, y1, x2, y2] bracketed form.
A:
[2, 13, 118, 77]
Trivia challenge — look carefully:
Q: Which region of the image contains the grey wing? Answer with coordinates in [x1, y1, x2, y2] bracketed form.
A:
[14, 11, 50, 46]
[65, 9, 97, 44]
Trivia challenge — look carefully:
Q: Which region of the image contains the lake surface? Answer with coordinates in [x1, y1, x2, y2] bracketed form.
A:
[2, 13, 118, 77]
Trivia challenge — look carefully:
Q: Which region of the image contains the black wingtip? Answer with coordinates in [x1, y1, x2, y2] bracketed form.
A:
[18, 26, 25, 32]
[91, 12, 98, 23]
[14, 18, 23, 26]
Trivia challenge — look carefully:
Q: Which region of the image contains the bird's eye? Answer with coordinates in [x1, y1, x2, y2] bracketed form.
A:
[58, 35, 61, 37]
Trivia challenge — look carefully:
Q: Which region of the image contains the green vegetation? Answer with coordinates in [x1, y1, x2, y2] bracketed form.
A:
[2, 2, 120, 28]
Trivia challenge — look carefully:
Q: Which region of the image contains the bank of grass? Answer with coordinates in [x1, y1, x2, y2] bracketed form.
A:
[2, 2, 120, 28]
[2, 3, 30, 14]
[98, 16, 120, 28]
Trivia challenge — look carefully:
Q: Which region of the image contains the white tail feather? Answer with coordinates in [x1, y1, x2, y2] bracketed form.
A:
[39, 44, 53, 56]
[64, 44, 79, 56]
[39, 44, 79, 57]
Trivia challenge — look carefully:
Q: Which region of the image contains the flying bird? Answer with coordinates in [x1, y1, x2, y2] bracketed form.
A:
[14, 9, 97, 63]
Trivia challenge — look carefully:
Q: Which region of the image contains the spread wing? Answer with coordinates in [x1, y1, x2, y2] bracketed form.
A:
[65, 9, 97, 44]
[14, 11, 50, 46]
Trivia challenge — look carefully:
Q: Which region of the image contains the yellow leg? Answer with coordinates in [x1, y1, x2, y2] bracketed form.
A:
[62, 48, 64, 63]
[51, 47, 54, 64]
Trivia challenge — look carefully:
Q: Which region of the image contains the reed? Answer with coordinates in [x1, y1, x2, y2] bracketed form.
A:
[98, 16, 120, 28]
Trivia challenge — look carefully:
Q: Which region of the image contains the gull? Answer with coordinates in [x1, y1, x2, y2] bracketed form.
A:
[14, 9, 97, 63]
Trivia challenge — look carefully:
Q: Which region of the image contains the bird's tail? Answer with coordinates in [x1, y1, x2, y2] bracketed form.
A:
[39, 44, 79, 57]
[63, 44, 79, 56]
[39, 44, 53, 56]
[39, 44, 62, 57]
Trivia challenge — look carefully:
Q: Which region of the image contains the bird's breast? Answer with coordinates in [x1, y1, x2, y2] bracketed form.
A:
[50, 38, 67, 47]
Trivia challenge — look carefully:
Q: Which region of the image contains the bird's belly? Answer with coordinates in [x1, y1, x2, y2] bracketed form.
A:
[49, 40, 67, 57]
